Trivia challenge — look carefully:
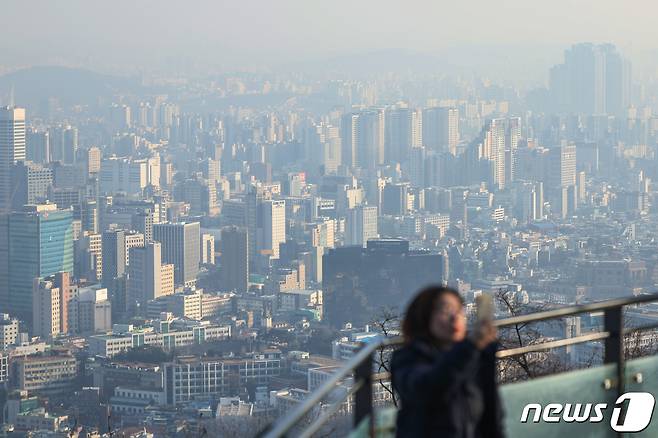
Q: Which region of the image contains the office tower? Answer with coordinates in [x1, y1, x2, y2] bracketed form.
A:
[99, 157, 159, 195]
[513, 181, 544, 224]
[49, 125, 78, 164]
[81, 199, 98, 234]
[132, 211, 154, 243]
[175, 177, 219, 216]
[11, 162, 53, 210]
[323, 239, 443, 326]
[422, 107, 459, 155]
[32, 272, 71, 338]
[481, 118, 520, 190]
[85, 146, 101, 175]
[26, 129, 50, 164]
[408, 147, 426, 188]
[202, 158, 221, 185]
[201, 233, 215, 265]
[153, 222, 200, 286]
[340, 109, 385, 169]
[5, 205, 73, 323]
[345, 206, 379, 247]
[550, 43, 631, 115]
[128, 242, 168, 312]
[245, 185, 263, 268]
[220, 226, 249, 293]
[124, 231, 145, 266]
[310, 218, 335, 249]
[305, 123, 341, 175]
[382, 183, 410, 216]
[68, 285, 112, 334]
[0, 107, 26, 212]
[261, 200, 286, 260]
[102, 229, 126, 284]
[547, 142, 577, 188]
[76, 232, 102, 282]
[385, 107, 422, 164]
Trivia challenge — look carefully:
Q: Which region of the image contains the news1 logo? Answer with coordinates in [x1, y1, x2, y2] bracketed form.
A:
[520, 392, 655, 433]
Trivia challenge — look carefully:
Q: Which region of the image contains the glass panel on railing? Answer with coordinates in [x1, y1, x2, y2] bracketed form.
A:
[624, 355, 658, 437]
[500, 364, 618, 438]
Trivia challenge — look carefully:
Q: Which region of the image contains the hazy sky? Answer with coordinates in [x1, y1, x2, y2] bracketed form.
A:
[3, 0, 656, 75]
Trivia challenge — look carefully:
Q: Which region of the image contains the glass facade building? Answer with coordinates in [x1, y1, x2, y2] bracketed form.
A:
[7, 206, 73, 322]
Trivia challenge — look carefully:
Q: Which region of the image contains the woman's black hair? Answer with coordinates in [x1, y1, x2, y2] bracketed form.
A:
[401, 285, 464, 344]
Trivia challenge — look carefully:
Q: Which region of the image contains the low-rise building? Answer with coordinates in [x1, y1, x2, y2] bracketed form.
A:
[15, 352, 78, 395]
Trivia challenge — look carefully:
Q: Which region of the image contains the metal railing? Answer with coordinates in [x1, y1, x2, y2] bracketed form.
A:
[260, 293, 658, 438]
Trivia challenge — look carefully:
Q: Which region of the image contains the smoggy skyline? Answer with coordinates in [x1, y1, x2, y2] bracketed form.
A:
[3, 0, 658, 79]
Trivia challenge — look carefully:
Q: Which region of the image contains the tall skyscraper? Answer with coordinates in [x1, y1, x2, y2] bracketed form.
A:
[102, 229, 126, 285]
[385, 107, 422, 164]
[550, 43, 631, 115]
[0, 107, 26, 212]
[26, 129, 49, 164]
[220, 226, 249, 293]
[153, 222, 200, 286]
[345, 206, 379, 247]
[422, 107, 459, 155]
[481, 118, 521, 190]
[341, 109, 385, 169]
[128, 242, 168, 312]
[261, 200, 286, 260]
[6, 204, 74, 323]
[32, 272, 71, 338]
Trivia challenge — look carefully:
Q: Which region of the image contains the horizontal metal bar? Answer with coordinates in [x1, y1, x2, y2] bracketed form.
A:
[263, 293, 658, 437]
[261, 341, 382, 438]
[496, 331, 610, 358]
[625, 321, 658, 334]
[494, 293, 658, 328]
[298, 381, 363, 438]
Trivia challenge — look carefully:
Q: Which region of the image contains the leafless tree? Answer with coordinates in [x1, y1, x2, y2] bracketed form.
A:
[494, 289, 572, 383]
[369, 306, 400, 407]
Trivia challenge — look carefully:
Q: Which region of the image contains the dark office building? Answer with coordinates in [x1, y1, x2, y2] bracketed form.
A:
[323, 239, 443, 327]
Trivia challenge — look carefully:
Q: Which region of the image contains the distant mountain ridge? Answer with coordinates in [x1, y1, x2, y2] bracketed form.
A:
[0, 66, 144, 110]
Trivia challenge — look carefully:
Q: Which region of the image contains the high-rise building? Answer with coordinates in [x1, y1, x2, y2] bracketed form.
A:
[382, 183, 410, 216]
[26, 129, 49, 164]
[128, 242, 169, 312]
[49, 125, 78, 164]
[323, 239, 443, 326]
[547, 142, 577, 188]
[201, 233, 215, 265]
[5, 205, 73, 323]
[385, 107, 422, 164]
[102, 229, 126, 285]
[550, 43, 631, 115]
[422, 107, 459, 155]
[341, 109, 385, 169]
[76, 232, 102, 282]
[261, 200, 286, 260]
[11, 161, 53, 210]
[345, 206, 379, 247]
[0, 107, 26, 212]
[481, 118, 521, 190]
[220, 226, 248, 293]
[153, 222, 200, 286]
[32, 272, 72, 338]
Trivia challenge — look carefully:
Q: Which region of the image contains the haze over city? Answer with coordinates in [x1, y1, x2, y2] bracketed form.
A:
[3, 1, 658, 437]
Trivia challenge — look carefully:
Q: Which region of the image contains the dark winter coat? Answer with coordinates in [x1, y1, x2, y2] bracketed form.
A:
[390, 339, 505, 438]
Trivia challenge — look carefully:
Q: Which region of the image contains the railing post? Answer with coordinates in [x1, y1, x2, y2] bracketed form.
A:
[604, 306, 624, 397]
[354, 349, 374, 435]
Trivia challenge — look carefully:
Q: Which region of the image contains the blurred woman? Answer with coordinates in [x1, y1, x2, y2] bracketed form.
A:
[391, 286, 504, 438]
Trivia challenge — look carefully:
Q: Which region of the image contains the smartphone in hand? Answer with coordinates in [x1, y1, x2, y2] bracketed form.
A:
[476, 293, 494, 324]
